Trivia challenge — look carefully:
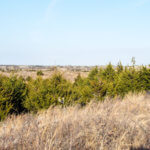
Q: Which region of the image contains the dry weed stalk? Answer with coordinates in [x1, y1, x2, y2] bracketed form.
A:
[0, 94, 150, 150]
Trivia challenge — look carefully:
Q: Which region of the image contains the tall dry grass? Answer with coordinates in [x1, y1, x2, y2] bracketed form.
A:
[0, 94, 150, 150]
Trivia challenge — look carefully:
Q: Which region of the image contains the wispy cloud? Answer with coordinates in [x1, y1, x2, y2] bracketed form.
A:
[44, 0, 58, 22]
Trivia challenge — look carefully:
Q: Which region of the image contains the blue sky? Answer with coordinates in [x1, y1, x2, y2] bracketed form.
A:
[0, 0, 150, 66]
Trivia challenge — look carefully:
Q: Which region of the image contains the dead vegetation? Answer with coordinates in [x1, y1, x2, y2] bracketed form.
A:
[0, 94, 150, 150]
[0, 69, 88, 82]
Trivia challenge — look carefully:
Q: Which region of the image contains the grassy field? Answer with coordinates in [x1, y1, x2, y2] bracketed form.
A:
[0, 69, 88, 82]
[0, 94, 150, 150]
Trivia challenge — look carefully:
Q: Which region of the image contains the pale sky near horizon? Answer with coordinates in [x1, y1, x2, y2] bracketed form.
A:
[0, 0, 150, 66]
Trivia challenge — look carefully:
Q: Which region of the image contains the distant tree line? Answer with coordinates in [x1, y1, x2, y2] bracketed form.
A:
[0, 61, 150, 121]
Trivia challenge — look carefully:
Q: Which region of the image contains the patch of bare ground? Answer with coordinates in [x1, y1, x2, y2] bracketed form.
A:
[0, 94, 150, 150]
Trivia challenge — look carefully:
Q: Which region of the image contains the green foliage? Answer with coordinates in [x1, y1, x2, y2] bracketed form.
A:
[24, 77, 51, 113]
[37, 70, 44, 76]
[24, 73, 73, 112]
[0, 75, 27, 120]
[73, 78, 93, 105]
[101, 63, 116, 81]
[138, 66, 150, 90]
[117, 61, 123, 74]
[0, 60, 150, 121]
[88, 67, 99, 80]
[26, 76, 32, 81]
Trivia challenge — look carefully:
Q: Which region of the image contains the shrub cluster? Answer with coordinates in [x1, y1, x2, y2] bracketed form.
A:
[37, 70, 44, 76]
[0, 62, 150, 121]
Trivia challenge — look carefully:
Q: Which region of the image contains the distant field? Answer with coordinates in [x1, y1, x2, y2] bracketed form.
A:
[0, 65, 149, 81]
[0, 69, 88, 82]
[0, 65, 91, 81]
[0, 94, 150, 150]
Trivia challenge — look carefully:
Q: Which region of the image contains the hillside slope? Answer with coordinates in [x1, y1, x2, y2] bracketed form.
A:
[0, 94, 150, 150]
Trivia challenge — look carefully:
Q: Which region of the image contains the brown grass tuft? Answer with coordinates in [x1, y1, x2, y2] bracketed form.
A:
[0, 94, 150, 150]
